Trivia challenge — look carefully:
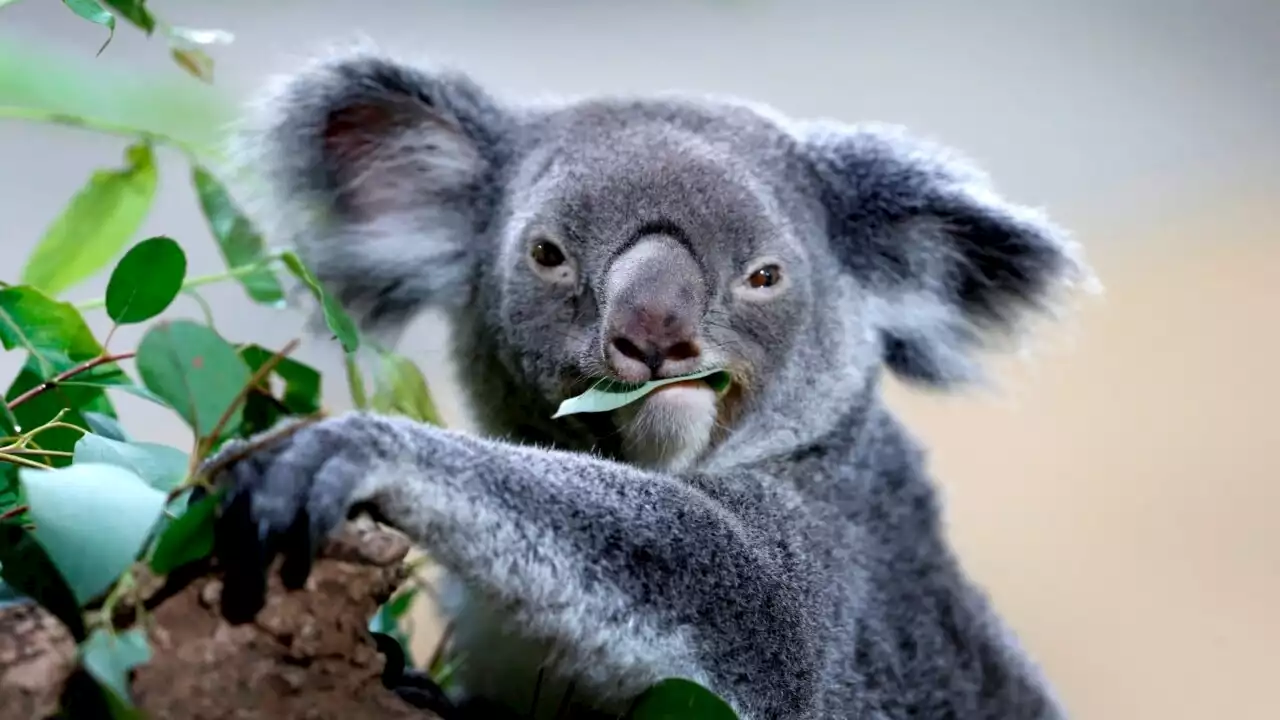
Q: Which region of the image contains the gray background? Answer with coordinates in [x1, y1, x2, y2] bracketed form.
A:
[2, 2, 1277, 718]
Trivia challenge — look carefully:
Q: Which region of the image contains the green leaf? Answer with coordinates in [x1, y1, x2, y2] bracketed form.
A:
[0, 286, 106, 373]
[552, 368, 732, 419]
[0, 524, 87, 639]
[239, 345, 321, 414]
[191, 166, 284, 305]
[148, 490, 217, 575]
[99, 0, 153, 34]
[82, 412, 130, 442]
[81, 627, 151, 706]
[371, 351, 441, 425]
[626, 678, 739, 720]
[135, 321, 252, 441]
[281, 251, 360, 353]
[19, 463, 166, 605]
[21, 143, 158, 297]
[61, 0, 116, 54]
[104, 236, 187, 325]
[73, 434, 188, 492]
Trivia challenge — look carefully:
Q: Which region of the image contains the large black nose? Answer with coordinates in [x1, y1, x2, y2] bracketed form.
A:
[608, 303, 702, 378]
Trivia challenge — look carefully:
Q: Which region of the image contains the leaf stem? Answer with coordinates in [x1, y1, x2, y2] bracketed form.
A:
[345, 354, 368, 410]
[5, 352, 137, 410]
[76, 255, 284, 311]
[0, 452, 52, 470]
[0, 105, 204, 161]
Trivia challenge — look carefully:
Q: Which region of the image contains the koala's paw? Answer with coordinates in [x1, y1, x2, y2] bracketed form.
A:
[198, 414, 383, 624]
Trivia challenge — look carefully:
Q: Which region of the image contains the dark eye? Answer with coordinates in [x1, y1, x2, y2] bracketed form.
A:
[530, 239, 566, 268]
[747, 264, 781, 289]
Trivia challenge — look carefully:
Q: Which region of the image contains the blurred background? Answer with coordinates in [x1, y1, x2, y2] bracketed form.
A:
[1, 1, 1276, 718]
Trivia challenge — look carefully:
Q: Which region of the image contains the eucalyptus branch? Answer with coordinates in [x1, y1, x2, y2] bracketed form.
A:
[6, 352, 137, 410]
[0, 105, 205, 161]
[0, 504, 28, 522]
[0, 452, 53, 470]
[77, 255, 285, 311]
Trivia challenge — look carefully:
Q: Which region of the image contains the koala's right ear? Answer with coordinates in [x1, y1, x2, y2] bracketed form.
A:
[230, 51, 511, 334]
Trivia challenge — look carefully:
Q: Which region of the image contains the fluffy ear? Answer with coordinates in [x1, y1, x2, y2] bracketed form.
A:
[801, 122, 1094, 388]
[228, 49, 511, 335]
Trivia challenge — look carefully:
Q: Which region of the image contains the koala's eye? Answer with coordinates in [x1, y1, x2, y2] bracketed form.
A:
[530, 240, 566, 268]
[747, 264, 782, 289]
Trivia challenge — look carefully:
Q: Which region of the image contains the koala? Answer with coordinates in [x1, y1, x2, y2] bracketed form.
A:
[207, 46, 1093, 720]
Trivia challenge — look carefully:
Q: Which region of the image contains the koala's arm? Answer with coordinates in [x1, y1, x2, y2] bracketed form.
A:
[207, 412, 818, 717]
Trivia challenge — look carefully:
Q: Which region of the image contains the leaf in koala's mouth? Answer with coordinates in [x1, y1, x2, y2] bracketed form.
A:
[552, 368, 731, 419]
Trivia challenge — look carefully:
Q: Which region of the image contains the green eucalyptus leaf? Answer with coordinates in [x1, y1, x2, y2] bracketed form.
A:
[19, 463, 166, 605]
[61, 0, 116, 54]
[0, 523, 86, 639]
[191, 166, 284, 305]
[82, 412, 130, 442]
[100, 0, 153, 34]
[626, 678, 739, 720]
[21, 143, 158, 297]
[148, 490, 217, 575]
[73, 434, 188, 492]
[371, 351, 441, 426]
[552, 368, 732, 419]
[105, 236, 186, 324]
[135, 320, 252, 441]
[281, 251, 360, 353]
[0, 286, 105, 372]
[81, 627, 152, 706]
[239, 344, 321, 414]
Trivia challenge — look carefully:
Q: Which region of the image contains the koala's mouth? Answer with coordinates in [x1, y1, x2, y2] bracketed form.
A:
[553, 368, 732, 419]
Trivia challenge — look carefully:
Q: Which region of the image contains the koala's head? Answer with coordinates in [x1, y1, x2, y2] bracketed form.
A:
[234, 50, 1092, 470]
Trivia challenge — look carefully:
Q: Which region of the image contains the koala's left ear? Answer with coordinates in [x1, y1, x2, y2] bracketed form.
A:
[800, 122, 1095, 388]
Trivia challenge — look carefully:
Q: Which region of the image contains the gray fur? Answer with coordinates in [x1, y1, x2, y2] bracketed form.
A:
[213, 47, 1093, 719]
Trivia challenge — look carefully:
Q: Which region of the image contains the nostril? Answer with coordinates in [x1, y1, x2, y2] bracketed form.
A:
[611, 336, 648, 363]
[665, 340, 700, 362]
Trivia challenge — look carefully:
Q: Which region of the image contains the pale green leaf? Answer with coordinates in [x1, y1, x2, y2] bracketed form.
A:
[19, 463, 166, 604]
[371, 351, 441, 425]
[81, 627, 151, 705]
[552, 368, 732, 418]
[21, 143, 158, 297]
[73, 434, 188, 492]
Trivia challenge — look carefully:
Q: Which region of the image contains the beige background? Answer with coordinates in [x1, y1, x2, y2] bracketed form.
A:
[2, 1, 1277, 718]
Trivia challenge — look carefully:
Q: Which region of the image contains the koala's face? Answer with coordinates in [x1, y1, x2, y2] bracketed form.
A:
[488, 110, 818, 467]
[242, 53, 1090, 469]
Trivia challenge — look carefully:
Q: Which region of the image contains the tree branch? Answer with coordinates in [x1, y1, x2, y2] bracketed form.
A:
[5, 352, 137, 411]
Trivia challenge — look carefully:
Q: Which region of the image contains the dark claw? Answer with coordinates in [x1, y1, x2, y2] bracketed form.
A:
[215, 490, 274, 624]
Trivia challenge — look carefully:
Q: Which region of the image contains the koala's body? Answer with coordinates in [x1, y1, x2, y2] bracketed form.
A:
[209, 46, 1092, 720]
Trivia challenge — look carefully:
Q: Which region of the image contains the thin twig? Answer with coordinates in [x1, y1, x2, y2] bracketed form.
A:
[0, 504, 29, 522]
[0, 452, 52, 470]
[0, 448, 73, 458]
[5, 352, 137, 410]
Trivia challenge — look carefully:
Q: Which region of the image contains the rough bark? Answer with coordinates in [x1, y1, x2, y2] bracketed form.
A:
[0, 523, 436, 720]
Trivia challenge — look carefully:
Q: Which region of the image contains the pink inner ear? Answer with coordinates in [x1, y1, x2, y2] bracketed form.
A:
[323, 103, 399, 167]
